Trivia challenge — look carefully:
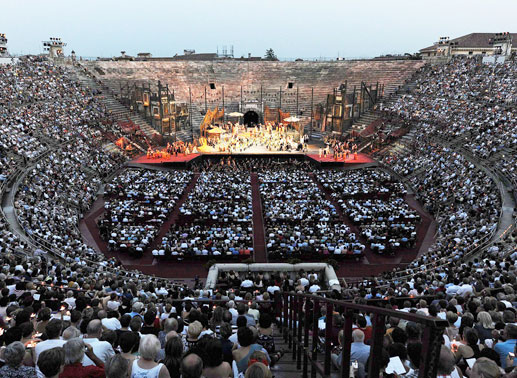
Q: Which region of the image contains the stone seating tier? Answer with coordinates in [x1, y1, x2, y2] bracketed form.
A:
[87, 60, 425, 109]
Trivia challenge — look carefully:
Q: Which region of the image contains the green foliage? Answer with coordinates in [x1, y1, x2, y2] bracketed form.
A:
[264, 48, 278, 61]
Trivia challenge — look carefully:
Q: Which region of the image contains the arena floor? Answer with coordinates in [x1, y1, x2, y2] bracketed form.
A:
[79, 157, 436, 281]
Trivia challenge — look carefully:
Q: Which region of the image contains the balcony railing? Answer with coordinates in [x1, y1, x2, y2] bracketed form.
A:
[281, 292, 447, 378]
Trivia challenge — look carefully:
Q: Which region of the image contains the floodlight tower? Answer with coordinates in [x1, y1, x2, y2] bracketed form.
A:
[42, 37, 67, 60]
[0, 33, 8, 57]
[492, 32, 513, 56]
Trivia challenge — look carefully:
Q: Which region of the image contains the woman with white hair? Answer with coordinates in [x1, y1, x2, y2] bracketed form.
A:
[129, 334, 171, 378]
[60, 338, 105, 378]
[474, 311, 494, 343]
[0, 341, 37, 377]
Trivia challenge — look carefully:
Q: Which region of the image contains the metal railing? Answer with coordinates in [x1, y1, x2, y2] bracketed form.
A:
[282, 292, 447, 378]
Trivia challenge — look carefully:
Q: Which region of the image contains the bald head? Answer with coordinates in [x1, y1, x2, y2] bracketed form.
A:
[181, 353, 203, 378]
[87, 319, 102, 337]
[62, 326, 81, 340]
[437, 345, 455, 375]
[352, 329, 365, 342]
[471, 357, 501, 378]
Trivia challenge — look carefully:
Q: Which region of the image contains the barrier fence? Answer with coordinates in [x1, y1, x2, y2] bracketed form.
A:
[281, 292, 447, 378]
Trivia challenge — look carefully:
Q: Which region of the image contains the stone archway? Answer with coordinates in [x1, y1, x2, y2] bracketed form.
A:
[243, 110, 259, 126]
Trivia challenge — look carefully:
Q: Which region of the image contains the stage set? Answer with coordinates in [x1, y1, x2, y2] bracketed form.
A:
[130, 121, 375, 167]
[130, 151, 374, 166]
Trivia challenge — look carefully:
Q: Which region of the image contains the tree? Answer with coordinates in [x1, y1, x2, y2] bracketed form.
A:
[264, 48, 278, 61]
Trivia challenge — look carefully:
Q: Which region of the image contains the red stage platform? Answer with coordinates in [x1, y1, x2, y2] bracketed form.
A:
[130, 153, 200, 165]
[307, 153, 375, 164]
[129, 152, 375, 166]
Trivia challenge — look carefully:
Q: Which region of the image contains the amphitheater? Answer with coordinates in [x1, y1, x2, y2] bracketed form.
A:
[0, 50, 516, 378]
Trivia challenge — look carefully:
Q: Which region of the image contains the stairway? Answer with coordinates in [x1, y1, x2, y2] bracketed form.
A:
[350, 110, 381, 134]
[74, 65, 160, 142]
[144, 173, 200, 257]
[250, 173, 267, 263]
[270, 330, 302, 378]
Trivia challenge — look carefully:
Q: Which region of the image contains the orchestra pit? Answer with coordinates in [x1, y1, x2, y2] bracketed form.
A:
[0, 32, 516, 378]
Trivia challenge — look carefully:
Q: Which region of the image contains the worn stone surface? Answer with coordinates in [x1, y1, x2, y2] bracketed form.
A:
[86, 60, 425, 110]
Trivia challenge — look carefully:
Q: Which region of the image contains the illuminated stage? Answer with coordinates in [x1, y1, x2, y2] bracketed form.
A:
[128, 150, 376, 168]
[306, 153, 375, 164]
[130, 153, 201, 165]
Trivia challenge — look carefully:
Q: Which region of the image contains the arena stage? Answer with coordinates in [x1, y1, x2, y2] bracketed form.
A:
[128, 149, 375, 167]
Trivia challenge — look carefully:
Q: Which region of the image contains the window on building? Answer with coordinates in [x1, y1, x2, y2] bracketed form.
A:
[468, 51, 473, 55]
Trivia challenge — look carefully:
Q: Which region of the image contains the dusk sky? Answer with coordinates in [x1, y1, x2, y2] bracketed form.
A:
[2, 0, 516, 59]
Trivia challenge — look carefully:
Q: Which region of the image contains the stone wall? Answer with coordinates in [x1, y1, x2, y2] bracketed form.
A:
[86, 60, 425, 110]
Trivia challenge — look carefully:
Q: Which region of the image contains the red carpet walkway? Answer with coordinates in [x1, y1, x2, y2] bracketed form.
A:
[251, 173, 267, 263]
[145, 174, 200, 254]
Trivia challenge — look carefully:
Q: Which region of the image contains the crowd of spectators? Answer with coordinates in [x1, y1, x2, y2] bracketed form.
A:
[1, 249, 516, 378]
[259, 168, 354, 258]
[316, 169, 418, 253]
[0, 253, 322, 378]
[0, 56, 168, 278]
[99, 169, 192, 257]
[158, 170, 253, 258]
[382, 57, 516, 159]
[379, 139, 501, 283]
[0, 54, 516, 377]
[14, 145, 123, 266]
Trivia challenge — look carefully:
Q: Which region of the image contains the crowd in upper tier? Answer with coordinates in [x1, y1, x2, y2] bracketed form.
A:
[0, 57, 156, 276]
[0, 54, 515, 377]
[381, 56, 517, 178]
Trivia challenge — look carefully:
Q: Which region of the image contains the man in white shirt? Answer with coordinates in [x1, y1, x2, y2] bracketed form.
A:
[456, 278, 474, 297]
[64, 291, 76, 310]
[240, 278, 254, 289]
[267, 284, 280, 295]
[248, 303, 260, 321]
[299, 275, 309, 287]
[445, 279, 462, 295]
[106, 293, 121, 312]
[99, 310, 121, 331]
[82, 319, 115, 366]
[227, 301, 238, 319]
[34, 319, 66, 378]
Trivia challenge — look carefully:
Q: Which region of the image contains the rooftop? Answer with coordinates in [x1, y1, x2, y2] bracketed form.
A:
[420, 32, 516, 52]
